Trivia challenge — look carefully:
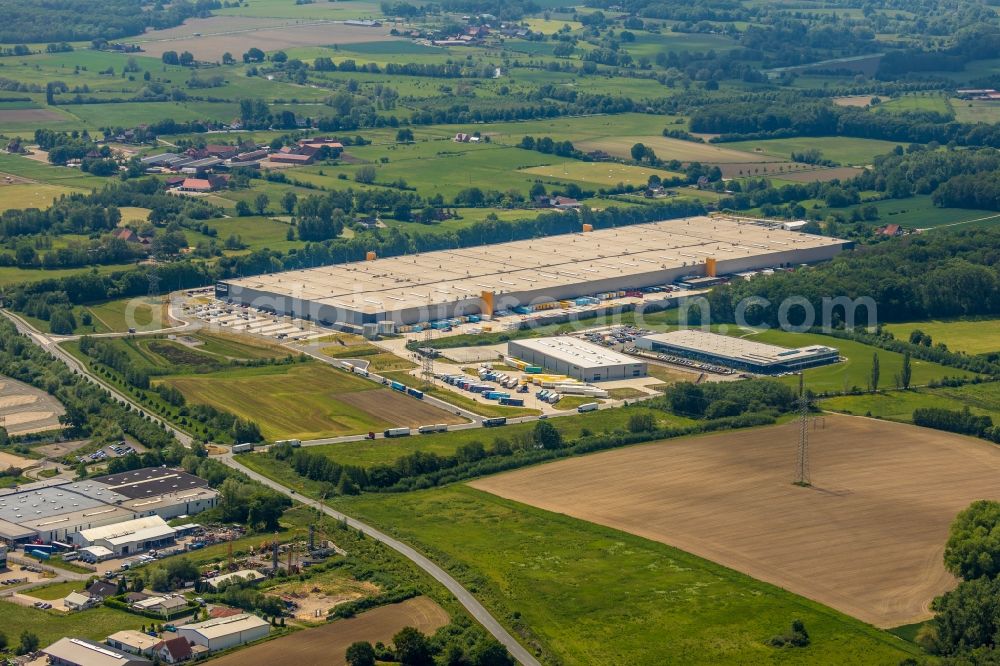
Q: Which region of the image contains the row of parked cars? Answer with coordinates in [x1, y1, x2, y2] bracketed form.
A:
[75, 441, 136, 464]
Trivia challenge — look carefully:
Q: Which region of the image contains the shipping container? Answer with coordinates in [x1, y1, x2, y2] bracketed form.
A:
[384, 427, 411, 438]
[525, 366, 542, 374]
[274, 439, 302, 448]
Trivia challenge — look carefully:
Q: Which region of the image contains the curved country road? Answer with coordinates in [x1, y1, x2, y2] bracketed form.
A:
[221, 453, 541, 666]
[1, 308, 539, 665]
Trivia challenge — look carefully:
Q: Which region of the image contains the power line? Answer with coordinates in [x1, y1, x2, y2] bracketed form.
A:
[795, 373, 810, 487]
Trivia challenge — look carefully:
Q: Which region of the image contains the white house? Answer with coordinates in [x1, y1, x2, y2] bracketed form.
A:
[63, 591, 97, 611]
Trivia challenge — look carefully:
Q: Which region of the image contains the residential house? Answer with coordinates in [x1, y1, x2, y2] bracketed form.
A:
[64, 591, 97, 611]
[153, 636, 193, 663]
[115, 228, 141, 244]
[454, 133, 471, 143]
[132, 594, 189, 616]
[878, 223, 903, 237]
[551, 196, 581, 209]
[87, 579, 121, 599]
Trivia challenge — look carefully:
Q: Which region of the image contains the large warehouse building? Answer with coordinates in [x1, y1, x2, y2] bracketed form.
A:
[0, 468, 218, 547]
[508, 337, 647, 381]
[217, 216, 850, 326]
[636, 330, 840, 374]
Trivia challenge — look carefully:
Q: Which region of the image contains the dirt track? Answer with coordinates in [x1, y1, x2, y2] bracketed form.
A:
[0, 377, 65, 435]
[470, 414, 1000, 628]
[207, 597, 449, 666]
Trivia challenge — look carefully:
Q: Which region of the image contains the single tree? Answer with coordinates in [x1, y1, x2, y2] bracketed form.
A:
[393, 627, 433, 666]
[345, 641, 376, 666]
[533, 420, 562, 450]
[281, 191, 298, 215]
[901, 351, 912, 390]
[945, 500, 1000, 581]
[396, 128, 414, 143]
[18, 631, 39, 655]
[253, 193, 270, 215]
[870, 352, 880, 392]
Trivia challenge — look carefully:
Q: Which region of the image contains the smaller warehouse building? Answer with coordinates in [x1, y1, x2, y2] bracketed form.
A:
[508, 337, 647, 382]
[76, 515, 176, 557]
[43, 637, 152, 666]
[177, 613, 270, 652]
[636, 330, 839, 374]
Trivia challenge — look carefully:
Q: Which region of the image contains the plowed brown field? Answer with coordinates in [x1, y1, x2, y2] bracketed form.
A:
[208, 597, 449, 666]
[470, 414, 1000, 627]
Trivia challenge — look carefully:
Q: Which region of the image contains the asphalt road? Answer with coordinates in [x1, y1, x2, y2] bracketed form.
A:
[3, 308, 540, 665]
[221, 453, 542, 666]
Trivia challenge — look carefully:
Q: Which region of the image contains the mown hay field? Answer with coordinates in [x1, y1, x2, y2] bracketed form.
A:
[470, 414, 1000, 627]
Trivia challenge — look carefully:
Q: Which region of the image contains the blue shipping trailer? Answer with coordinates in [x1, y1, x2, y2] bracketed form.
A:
[390, 381, 407, 392]
[499, 398, 524, 406]
[407, 388, 424, 399]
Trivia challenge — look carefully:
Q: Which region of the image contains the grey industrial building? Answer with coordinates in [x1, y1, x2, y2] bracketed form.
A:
[216, 216, 850, 326]
[636, 330, 840, 374]
[0, 468, 218, 547]
[508, 337, 647, 381]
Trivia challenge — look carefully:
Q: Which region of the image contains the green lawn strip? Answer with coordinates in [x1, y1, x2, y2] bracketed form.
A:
[820, 382, 1000, 423]
[738, 330, 972, 394]
[23, 579, 88, 600]
[882, 318, 1000, 356]
[279, 406, 691, 468]
[328, 485, 920, 665]
[0, 602, 146, 646]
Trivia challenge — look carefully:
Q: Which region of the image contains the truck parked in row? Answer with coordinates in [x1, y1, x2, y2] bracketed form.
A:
[232, 443, 256, 453]
[417, 424, 449, 434]
[383, 427, 411, 438]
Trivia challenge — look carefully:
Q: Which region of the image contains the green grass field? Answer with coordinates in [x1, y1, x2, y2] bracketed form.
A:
[86, 296, 169, 333]
[0, 601, 145, 646]
[160, 362, 390, 440]
[519, 161, 683, 187]
[883, 318, 1000, 355]
[820, 382, 1000, 423]
[0, 183, 82, 212]
[327, 485, 920, 665]
[736, 329, 973, 393]
[723, 137, 904, 166]
[874, 95, 953, 116]
[23, 579, 88, 600]
[281, 405, 691, 468]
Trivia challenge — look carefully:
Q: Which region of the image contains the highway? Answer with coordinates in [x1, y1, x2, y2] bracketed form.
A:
[221, 452, 542, 666]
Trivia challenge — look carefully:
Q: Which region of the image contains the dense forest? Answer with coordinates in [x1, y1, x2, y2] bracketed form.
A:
[0, 0, 220, 43]
[706, 228, 1000, 326]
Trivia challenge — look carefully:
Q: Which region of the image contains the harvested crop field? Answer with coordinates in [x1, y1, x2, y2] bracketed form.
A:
[0, 377, 65, 435]
[833, 95, 875, 107]
[0, 450, 34, 469]
[576, 135, 773, 163]
[135, 16, 400, 60]
[335, 389, 467, 428]
[0, 109, 66, 123]
[208, 597, 449, 666]
[470, 414, 1000, 628]
[779, 166, 865, 182]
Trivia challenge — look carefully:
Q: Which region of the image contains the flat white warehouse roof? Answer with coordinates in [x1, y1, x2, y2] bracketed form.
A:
[511, 337, 642, 369]
[640, 330, 837, 365]
[223, 216, 847, 314]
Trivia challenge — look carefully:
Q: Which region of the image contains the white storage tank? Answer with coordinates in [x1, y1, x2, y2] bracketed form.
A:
[377, 320, 396, 335]
[362, 323, 379, 339]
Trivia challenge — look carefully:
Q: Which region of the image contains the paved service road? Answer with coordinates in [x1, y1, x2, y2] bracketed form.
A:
[222, 454, 542, 666]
